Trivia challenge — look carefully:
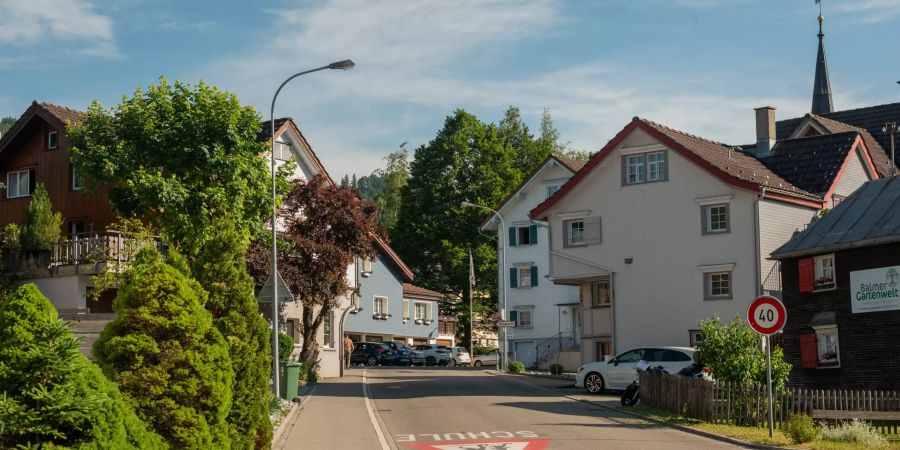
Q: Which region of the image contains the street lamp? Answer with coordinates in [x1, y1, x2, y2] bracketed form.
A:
[269, 59, 354, 395]
[461, 200, 509, 372]
[883, 122, 897, 173]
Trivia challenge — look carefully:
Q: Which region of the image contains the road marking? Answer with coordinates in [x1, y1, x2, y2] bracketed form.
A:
[396, 431, 539, 442]
[400, 438, 550, 450]
[363, 369, 392, 450]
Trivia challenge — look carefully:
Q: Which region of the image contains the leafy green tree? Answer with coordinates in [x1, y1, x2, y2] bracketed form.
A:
[499, 106, 554, 175]
[69, 78, 289, 258]
[374, 145, 409, 232]
[0, 284, 165, 449]
[192, 220, 272, 449]
[0, 116, 15, 135]
[20, 184, 62, 252]
[695, 316, 791, 388]
[94, 248, 233, 449]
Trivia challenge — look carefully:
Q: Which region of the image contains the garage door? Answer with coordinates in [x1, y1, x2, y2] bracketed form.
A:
[514, 341, 536, 368]
[436, 339, 453, 347]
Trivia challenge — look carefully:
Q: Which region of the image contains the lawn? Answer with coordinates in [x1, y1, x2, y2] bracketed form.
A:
[623, 405, 900, 450]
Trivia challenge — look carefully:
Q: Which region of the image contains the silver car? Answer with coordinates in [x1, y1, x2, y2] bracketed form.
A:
[472, 349, 498, 367]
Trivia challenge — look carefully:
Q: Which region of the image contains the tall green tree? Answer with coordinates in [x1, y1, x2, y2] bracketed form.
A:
[375, 144, 410, 232]
[94, 248, 233, 449]
[192, 219, 272, 449]
[0, 284, 165, 449]
[20, 184, 63, 252]
[69, 78, 289, 258]
[0, 116, 15, 135]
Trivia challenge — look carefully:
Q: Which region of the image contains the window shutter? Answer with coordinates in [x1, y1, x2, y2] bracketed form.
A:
[509, 268, 517, 288]
[529, 224, 537, 244]
[509, 310, 517, 325]
[563, 221, 571, 248]
[584, 216, 602, 244]
[426, 302, 432, 321]
[800, 333, 818, 369]
[508, 227, 517, 247]
[530, 266, 538, 287]
[28, 168, 36, 194]
[798, 258, 814, 293]
[403, 300, 409, 319]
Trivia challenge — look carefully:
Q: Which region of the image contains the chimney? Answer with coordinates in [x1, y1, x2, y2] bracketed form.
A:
[754, 106, 776, 157]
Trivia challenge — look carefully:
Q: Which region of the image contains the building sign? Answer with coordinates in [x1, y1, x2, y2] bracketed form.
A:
[850, 265, 900, 314]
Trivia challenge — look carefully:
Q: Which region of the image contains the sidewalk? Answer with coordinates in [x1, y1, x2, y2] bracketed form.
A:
[274, 369, 384, 450]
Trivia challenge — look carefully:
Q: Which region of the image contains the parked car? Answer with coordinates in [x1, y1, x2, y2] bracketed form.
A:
[414, 344, 451, 366]
[473, 349, 499, 367]
[575, 347, 695, 393]
[446, 346, 471, 366]
[350, 342, 392, 366]
[380, 341, 414, 366]
[408, 347, 426, 366]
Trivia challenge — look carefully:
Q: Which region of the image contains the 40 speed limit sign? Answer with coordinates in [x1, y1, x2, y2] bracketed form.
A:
[747, 295, 786, 336]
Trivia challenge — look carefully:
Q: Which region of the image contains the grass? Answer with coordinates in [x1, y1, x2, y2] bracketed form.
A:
[622, 405, 900, 450]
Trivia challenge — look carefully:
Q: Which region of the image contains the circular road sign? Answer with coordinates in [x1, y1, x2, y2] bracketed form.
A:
[747, 296, 787, 335]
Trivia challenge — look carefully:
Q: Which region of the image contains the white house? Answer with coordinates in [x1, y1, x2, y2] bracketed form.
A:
[480, 155, 584, 370]
[530, 108, 889, 365]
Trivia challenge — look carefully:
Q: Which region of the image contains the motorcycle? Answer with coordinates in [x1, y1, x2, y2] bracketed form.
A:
[620, 360, 665, 406]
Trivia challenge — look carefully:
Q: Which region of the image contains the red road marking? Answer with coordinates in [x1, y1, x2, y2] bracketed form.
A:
[402, 439, 550, 450]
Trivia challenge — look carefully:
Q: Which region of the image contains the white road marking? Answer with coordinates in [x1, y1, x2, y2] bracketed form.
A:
[363, 369, 392, 450]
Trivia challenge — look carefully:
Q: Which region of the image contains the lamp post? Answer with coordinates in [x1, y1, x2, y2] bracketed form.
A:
[883, 121, 897, 174]
[461, 201, 508, 372]
[269, 59, 354, 395]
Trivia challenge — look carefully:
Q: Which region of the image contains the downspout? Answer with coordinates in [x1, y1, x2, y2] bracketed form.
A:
[339, 255, 362, 377]
[754, 187, 767, 297]
[610, 272, 616, 356]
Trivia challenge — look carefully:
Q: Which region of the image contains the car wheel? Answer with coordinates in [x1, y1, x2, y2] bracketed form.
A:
[474, 360, 483, 367]
[584, 372, 605, 394]
[425, 356, 436, 366]
[449, 359, 457, 367]
[438, 359, 448, 367]
[366, 356, 377, 366]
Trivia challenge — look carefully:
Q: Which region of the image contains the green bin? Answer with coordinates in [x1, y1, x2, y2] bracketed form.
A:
[279, 362, 301, 401]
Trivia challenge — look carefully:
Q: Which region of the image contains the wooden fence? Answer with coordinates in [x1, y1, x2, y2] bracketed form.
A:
[639, 372, 900, 434]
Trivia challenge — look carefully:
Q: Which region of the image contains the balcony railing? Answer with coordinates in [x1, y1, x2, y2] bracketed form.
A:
[761, 261, 782, 295]
[51, 231, 165, 268]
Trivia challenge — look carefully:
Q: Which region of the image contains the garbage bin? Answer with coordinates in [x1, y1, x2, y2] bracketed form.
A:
[280, 362, 301, 401]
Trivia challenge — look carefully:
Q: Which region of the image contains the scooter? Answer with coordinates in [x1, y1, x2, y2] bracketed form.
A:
[620, 360, 666, 406]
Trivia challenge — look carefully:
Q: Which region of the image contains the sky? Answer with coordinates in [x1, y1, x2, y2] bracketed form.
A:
[1, 0, 899, 179]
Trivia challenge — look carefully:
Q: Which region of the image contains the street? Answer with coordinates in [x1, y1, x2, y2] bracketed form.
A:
[276, 367, 742, 450]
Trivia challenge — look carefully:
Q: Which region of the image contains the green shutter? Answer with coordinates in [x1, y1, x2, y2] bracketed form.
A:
[508, 227, 517, 247]
[529, 224, 537, 244]
[509, 310, 518, 325]
[530, 266, 538, 287]
[509, 268, 517, 288]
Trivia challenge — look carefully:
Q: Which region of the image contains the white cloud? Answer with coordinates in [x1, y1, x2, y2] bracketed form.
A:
[832, 0, 900, 23]
[0, 0, 118, 57]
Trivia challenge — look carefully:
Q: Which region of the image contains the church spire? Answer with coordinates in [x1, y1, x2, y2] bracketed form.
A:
[811, 4, 834, 114]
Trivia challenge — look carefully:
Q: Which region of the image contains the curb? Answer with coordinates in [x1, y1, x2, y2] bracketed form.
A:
[491, 370, 788, 450]
[271, 384, 317, 450]
[521, 371, 576, 381]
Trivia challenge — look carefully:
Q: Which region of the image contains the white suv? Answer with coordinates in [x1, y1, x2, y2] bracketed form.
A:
[414, 344, 451, 366]
[575, 347, 695, 393]
[446, 347, 471, 366]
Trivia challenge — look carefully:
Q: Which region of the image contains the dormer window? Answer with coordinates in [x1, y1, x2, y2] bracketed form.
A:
[622, 150, 667, 185]
[47, 131, 59, 150]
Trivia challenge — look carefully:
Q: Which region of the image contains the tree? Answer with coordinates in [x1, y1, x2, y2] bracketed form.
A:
[247, 175, 378, 362]
[0, 116, 15, 135]
[499, 106, 554, 175]
[69, 78, 289, 259]
[192, 219, 272, 449]
[94, 248, 234, 449]
[695, 316, 791, 389]
[20, 184, 62, 252]
[375, 144, 410, 232]
[0, 284, 165, 449]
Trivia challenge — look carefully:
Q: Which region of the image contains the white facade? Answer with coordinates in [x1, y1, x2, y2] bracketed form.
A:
[482, 157, 580, 368]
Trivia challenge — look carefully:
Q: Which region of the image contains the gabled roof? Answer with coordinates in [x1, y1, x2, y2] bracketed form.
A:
[478, 154, 581, 230]
[260, 117, 332, 181]
[531, 117, 824, 220]
[772, 176, 900, 259]
[759, 132, 871, 196]
[373, 235, 414, 281]
[0, 101, 85, 156]
[780, 113, 895, 177]
[402, 283, 445, 301]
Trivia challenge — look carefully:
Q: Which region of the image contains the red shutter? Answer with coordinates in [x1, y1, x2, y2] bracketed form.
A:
[800, 333, 818, 369]
[798, 257, 814, 293]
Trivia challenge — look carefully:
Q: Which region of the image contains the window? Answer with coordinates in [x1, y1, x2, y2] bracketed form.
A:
[515, 308, 532, 327]
[414, 302, 427, 320]
[71, 164, 85, 191]
[509, 225, 536, 246]
[285, 319, 295, 341]
[704, 271, 732, 300]
[69, 219, 86, 237]
[567, 220, 584, 246]
[274, 142, 292, 161]
[6, 169, 32, 198]
[612, 349, 643, 364]
[623, 151, 667, 185]
[563, 216, 601, 248]
[816, 327, 839, 367]
[510, 265, 537, 288]
[595, 341, 613, 362]
[547, 185, 560, 198]
[323, 312, 333, 348]
[702, 204, 730, 234]
[518, 267, 531, 288]
[591, 278, 611, 307]
[47, 131, 58, 150]
[373, 296, 388, 315]
[814, 254, 835, 290]
[689, 329, 704, 346]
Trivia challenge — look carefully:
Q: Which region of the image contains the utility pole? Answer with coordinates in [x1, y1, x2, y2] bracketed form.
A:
[469, 250, 475, 361]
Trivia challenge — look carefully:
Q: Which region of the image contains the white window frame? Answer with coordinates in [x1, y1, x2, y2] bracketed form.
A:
[591, 279, 611, 307]
[323, 312, 334, 348]
[703, 204, 730, 234]
[517, 267, 532, 289]
[625, 154, 646, 184]
[274, 142, 292, 161]
[515, 308, 533, 328]
[547, 185, 559, 198]
[689, 329, 704, 347]
[373, 296, 388, 316]
[6, 169, 30, 199]
[568, 220, 585, 246]
[814, 254, 835, 291]
[704, 271, 733, 300]
[623, 151, 668, 185]
[814, 325, 840, 368]
[47, 131, 59, 150]
[516, 226, 533, 246]
[647, 151, 667, 181]
[414, 302, 428, 320]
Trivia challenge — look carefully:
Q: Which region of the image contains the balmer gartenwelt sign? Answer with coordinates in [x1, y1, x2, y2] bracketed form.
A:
[850, 265, 900, 314]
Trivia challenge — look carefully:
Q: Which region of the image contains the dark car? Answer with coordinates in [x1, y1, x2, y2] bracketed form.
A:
[380, 341, 414, 366]
[350, 342, 392, 366]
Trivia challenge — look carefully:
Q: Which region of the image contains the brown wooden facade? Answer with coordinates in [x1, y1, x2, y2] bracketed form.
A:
[0, 102, 117, 234]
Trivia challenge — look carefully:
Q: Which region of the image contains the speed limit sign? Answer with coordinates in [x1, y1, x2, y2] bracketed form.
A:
[747, 295, 786, 335]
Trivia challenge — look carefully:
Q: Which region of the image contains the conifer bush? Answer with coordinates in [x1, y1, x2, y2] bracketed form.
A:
[20, 184, 63, 252]
[192, 221, 273, 449]
[0, 284, 165, 449]
[94, 248, 233, 449]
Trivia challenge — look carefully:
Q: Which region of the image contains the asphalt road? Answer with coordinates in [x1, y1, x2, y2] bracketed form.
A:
[282, 366, 743, 450]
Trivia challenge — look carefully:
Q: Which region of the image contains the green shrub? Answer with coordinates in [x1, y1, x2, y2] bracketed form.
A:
[507, 360, 525, 374]
[94, 248, 233, 449]
[820, 419, 887, 446]
[193, 220, 273, 449]
[474, 346, 498, 356]
[0, 284, 165, 449]
[548, 363, 565, 375]
[20, 184, 63, 252]
[279, 332, 295, 363]
[306, 365, 319, 385]
[695, 316, 791, 388]
[0, 224, 21, 254]
[783, 414, 818, 443]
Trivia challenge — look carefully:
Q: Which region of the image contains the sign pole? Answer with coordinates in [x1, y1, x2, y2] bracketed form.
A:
[766, 334, 773, 438]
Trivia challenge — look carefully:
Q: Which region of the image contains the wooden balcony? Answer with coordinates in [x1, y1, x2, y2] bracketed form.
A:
[4, 232, 164, 278]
